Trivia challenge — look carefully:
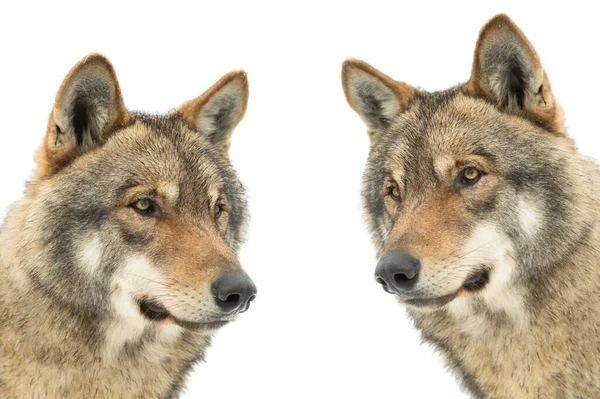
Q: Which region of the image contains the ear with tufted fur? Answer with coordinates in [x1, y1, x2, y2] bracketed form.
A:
[342, 59, 415, 138]
[177, 71, 249, 152]
[39, 53, 130, 175]
[464, 14, 563, 133]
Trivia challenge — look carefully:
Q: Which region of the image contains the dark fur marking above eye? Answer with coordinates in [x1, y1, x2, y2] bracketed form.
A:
[115, 180, 141, 197]
[472, 150, 498, 164]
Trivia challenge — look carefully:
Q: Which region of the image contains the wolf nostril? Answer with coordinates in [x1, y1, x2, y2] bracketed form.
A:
[223, 294, 241, 305]
[394, 272, 415, 284]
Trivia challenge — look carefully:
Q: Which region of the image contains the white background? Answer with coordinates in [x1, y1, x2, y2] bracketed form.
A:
[1, 1, 599, 398]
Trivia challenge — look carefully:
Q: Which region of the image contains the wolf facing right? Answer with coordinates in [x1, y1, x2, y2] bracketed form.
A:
[342, 14, 600, 398]
[0, 54, 256, 398]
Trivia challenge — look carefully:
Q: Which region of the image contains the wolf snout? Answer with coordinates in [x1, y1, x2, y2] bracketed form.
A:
[211, 272, 257, 314]
[375, 252, 421, 294]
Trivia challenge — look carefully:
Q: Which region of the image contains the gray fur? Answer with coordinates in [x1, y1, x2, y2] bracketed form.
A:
[0, 55, 250, 398]
[344, 14, 600, 398]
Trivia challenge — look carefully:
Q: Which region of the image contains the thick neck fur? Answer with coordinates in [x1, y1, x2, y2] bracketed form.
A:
[0, 190, 209, 399]
[410, 154, 600, 398]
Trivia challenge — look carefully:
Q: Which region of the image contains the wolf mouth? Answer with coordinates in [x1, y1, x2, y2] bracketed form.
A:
[460, 269, 490, 293]
[139, 299, 171, 321]
[403, 268, 491, 308]
[138, 298, 230, 332]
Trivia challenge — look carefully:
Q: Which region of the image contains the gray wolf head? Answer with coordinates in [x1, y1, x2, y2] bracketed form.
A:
[26, 54, 256, 332]
[341, 14, 594, 312]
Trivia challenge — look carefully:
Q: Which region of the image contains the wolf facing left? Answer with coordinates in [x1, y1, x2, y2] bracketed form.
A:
[0, 54, 256, 398]
[342, 14, 600, 399]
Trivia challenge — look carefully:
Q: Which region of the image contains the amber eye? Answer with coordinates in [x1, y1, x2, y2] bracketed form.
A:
[387, 185, 401, 202]
[455, 167, 482, 188]
[135, 199, 151, 211]
[463, 167, 480, 180]
[132, 198, 160, 217]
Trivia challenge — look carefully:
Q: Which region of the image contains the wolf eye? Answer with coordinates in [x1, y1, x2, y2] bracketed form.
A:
[132, 199, 160, 217]
[215, 202, 226, 222]
[463, 167, 480, 180]
[456, 167, 482, 188]
[387, 185, 401, 202]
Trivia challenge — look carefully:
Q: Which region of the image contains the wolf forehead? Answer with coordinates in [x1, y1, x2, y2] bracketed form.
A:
[91, 113, 239, 181]
[50, 112, 247, 221]
[113, 112, 238, 180]
[368, 89, 567, 181]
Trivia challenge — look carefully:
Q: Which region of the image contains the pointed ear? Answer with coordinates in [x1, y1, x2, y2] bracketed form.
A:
[40, 54, 130, 174]
[177, 71, 249, 152]
[464, 14, 563, 133]
[342, 59, 415, 135]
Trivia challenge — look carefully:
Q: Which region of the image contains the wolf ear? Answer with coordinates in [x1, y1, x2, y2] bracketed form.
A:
[40, 54, 130, 174]
[177, 71, 249, 152]
[342, 59, 415, 136]
[464, 14, 563, 133]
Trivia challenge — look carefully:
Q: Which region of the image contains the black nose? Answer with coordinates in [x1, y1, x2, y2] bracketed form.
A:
[374, 252, 421, 293]
[211, 272, 257, 314]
